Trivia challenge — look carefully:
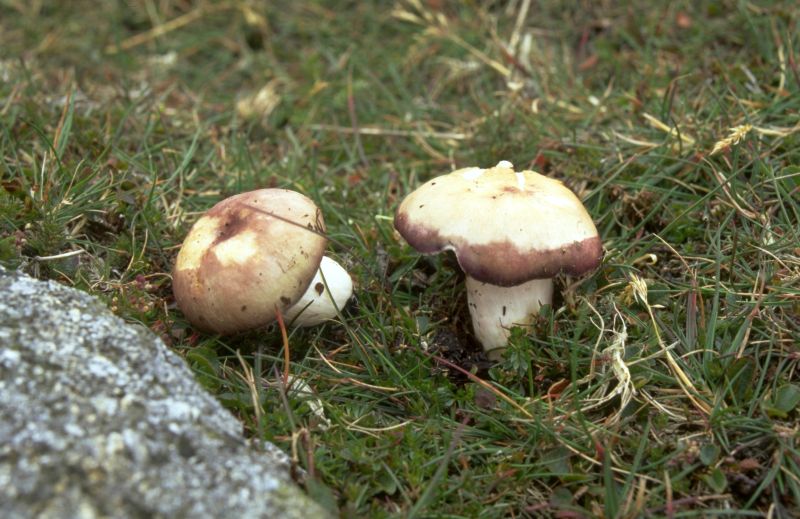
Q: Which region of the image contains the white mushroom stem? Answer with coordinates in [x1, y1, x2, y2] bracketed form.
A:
[465, 276, 554, 360]
[284, 256, 353, 327]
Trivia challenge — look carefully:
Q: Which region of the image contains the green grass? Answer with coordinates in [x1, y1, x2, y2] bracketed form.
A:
[2, 0, 800, 516]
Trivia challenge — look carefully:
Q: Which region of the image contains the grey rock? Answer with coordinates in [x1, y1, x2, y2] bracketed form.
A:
[0, 268, 329, 519]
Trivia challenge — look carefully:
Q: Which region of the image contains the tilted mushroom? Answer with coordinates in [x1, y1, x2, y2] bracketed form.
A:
[172, 189, 353, 334]
[394, 161, 602, 360]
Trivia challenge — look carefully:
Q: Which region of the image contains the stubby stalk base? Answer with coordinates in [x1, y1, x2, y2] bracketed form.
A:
[284, 256, 353, 327]
[465, 276, 554, 361]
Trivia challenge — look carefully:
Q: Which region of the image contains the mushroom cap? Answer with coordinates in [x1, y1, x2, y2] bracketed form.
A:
[394, 162, 602, 287]
[172, 189, 327, 334]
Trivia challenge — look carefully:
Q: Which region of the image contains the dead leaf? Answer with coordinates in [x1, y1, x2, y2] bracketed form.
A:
[676, 12, 692, 29]
[738, 458, 762, 472]
[578, 54, 599, 71]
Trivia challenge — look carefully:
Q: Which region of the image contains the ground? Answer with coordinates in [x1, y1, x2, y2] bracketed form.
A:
[1, 1, 799, 517]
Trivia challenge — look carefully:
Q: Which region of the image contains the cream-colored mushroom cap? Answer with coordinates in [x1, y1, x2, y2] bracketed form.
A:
[172, 189, 327, 334]
[394, 161, 602, 286]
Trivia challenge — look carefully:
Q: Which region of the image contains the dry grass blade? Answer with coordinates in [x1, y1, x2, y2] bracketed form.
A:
[308, 124, 469, 140]
[105, 2, 234, 53]
[423, 352, 533, 419]
[392, 0, 510, 77]
[344, 416, 412, 437]
[628, 275, 712, 416]
[704, 159, 760, 220]
[336, 378, 399, 391]
[234, 349, 263, 427]
[643, 113, 696, 145]
[579, 302, 637, 424]
[274, 306, 290, 387]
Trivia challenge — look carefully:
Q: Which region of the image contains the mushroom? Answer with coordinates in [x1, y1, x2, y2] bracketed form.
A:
[172, 188, 353, 334]
[394, 161, 602, 360]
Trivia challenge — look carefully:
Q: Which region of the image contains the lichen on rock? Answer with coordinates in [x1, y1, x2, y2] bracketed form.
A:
[0, 267, 329, 519]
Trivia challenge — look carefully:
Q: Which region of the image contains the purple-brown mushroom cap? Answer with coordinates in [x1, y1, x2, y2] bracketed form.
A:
[394, 162, 602, 286]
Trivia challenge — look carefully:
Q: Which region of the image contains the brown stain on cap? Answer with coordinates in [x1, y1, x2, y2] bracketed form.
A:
[393, 165, 604, 286]
[456, 235, 603, 286]
[212, 212, 249, 245]
[396, 211, 602, 286]
[172, 188, 328, 335]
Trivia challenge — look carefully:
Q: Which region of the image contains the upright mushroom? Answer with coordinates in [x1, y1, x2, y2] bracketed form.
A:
[394, 161, 602, 359]
[172, 188, 352, 334]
